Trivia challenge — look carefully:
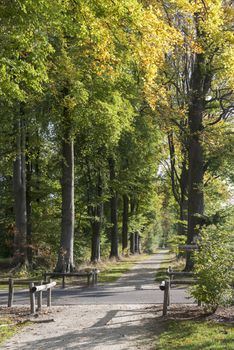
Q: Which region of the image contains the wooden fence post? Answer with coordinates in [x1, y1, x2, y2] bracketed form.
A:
[62, 276, 65, 289]
[94, 270, 98, 284]
[163, 280, 169, 316]
[47, 278, 51, 307]
[37, 281, 43, 311]
[92, 271, 97, 285]
[8, 278, 14, 307]
[29, 282, 35, 314]
[167, 280, 171, 306]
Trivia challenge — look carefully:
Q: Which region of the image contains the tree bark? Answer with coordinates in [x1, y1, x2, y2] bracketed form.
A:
[130, 232, 135, 254]
[90, 171, 103, 263]
[138, 236, 141, 254]
[186, 51, 208, 270]
[129, 198, 136, 254]
[13, 115, 28, 266]
[134, 232, 139, 254]
[168, 132, 188, 236]
[91, 221, 101, 263]
[108, 157, 119, 259]
[56, 104, 75, 272]
[122, 194, 129, 253]
[26, 139, 33, 265]
[179, 156, 188, 236]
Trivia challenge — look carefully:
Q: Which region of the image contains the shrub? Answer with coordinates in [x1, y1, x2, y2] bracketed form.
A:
[190, 223, 234, 312]
[167, 234, 186, 256]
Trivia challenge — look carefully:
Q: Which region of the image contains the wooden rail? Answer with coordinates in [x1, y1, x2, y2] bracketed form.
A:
[44, 270, 99, 288]
[31, 281, 56, 293]
[170, 279, 197, 285]
[162, 242, 229, 316]
[167, 267, 194, 282]
[167, 268, 194, 278]
[178, 245, 198, 251]
[160, 267, 199, 316]
[0, 278, 42, 307]
[29, 280, 57, 314]
[162, 278, 198, 316]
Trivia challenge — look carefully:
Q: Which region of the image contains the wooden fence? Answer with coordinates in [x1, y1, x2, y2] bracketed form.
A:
[44, 269, 99, 288]
[29, 280, 56, 314]
[178, 244, 199, 251]
[160, 267, 199, 316]
[0, 278, 56, 313]
[0, 278, 42, 307]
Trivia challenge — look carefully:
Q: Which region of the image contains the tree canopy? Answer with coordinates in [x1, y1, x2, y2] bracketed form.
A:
[0, 0, 233, 272]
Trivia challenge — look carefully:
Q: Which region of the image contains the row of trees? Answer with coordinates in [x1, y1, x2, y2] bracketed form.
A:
[0, 0, 233, 271]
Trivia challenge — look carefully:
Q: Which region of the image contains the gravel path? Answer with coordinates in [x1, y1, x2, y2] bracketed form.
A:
[2, 304, 163, 350]
[1, 251, 193, 349]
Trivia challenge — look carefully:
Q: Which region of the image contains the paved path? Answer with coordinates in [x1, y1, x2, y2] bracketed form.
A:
[1, 251, 194, 350]
[0, 251, 192, 307]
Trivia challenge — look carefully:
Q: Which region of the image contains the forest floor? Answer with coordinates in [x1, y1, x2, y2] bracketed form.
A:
[1, 251, 232, 349]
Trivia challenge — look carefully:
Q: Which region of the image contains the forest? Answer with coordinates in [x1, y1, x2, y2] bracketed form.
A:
[0, 0, 233, 276]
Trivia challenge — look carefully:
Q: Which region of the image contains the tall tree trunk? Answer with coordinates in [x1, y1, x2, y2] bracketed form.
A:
[91, 218, 101, 263]
[108, 157, 119, 259]
[138, 236, 141, 254]
[179, 157, 188, 236]
[186, 52, 207, 270]
[168, 132, 188, 236]
[56, 108, 75, 272]
[90, 171, 103, 263]
[26, 138, 33, 265]
[179, 199, 188, 236]
[122, 194, 129, 253]
[130, 233, 135, 254]
[13, 115, 28, 266]
[134, 232, 139, 254]
[129, 198, 136, 254]
[34, 136, 41, 204]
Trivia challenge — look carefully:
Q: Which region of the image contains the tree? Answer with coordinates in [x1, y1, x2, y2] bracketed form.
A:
[2, 0, 232, 271]
[0, 0, 56, 266]
[157, 0, 234, 269]
[186, 0, 233, 268]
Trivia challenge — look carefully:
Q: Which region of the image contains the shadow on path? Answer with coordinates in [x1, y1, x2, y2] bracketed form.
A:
[7, 306, 163, 350]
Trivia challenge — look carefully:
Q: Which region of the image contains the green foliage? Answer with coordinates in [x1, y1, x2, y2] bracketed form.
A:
[143, 221, 162, 254]
[0, 0, 233, 269]
[154, 251, 176, 282]
[0, 0, 58, 102]
[167, 234, 186, 255]
[190, 220, 234, 311]
[97, 254, 149, 283]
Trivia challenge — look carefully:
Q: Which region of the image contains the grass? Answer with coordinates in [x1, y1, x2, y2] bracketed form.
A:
[96, 254, 152, 283]
[0, 252, 153, 288]
[154, 251, 181, 282]
[0, 318, 16, 345]
[0, 317, 28, 345]
[0, 284, 9, 291]
[0, 250, 184, 288]
[157, 320, 234, 350]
